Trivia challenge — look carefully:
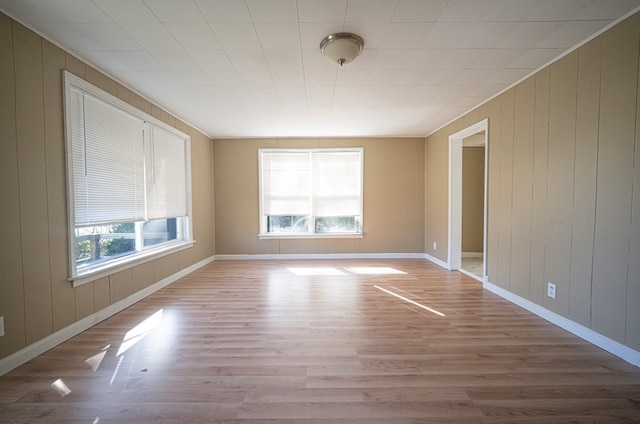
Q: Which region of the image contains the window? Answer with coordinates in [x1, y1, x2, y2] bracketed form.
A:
[259, 148, 363, 238]
[64, 71, 192, 284]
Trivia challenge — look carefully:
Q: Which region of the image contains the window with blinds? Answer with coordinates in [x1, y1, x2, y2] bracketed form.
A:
[259, 148, 363, 237]
[64, 71, 192, 283]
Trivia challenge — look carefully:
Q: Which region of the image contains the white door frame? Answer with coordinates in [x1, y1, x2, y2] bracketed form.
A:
[448, 118, 489, 280]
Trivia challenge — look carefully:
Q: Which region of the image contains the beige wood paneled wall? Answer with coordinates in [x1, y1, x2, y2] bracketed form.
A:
[425, 12, 640, 351]
[213, 138, 425, 255]
[0, 15, 215, 360]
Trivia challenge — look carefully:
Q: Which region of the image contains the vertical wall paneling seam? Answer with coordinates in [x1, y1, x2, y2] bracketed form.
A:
[573, 40, 600, 328]
[532, 70, 550, 303]
[425, 137, 428, 255]
[10, 20, 27, 348]
[589, 31, 604, 331]
[544, 69, 553, 306]
[527, 93, 534, 301]
[568, 53, 581, 320]
[510, 87, 527, 296]
[529, 80, 538, 301]
[496, 99, 503, 285]
[501, 91, 515, 290]
[213, 134, 216, 254]
[632, 25, 640, 347]
[522, 85, 535, 301]
[543, 78, 551, 303]
[626, 25, 640, 343]
[636, 28, 640, 165]
[424, 136, 427, 255]
[40, 36, 55, 335]
[512, 98, 519, 290]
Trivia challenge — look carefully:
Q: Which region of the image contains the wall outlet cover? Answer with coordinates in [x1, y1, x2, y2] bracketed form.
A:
[547, 282, 556, 299]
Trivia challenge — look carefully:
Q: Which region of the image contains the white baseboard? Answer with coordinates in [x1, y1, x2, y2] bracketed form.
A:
[215, 252, 426, 261]
[458, 268, 483, 282]
[424, 253, 449, 269]
[483, 280, 640, 369]
[0, 255, 215, 377]
[462, 251, 483, 258]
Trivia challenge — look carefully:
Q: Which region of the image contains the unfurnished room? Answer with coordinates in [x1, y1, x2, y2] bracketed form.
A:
[1, 0, 640, 422]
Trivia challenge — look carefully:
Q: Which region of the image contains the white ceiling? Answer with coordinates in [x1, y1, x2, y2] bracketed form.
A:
[2, 0, 639, 138]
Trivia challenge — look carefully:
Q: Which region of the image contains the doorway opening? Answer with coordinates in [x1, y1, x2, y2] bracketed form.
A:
[448, 119, 488, 282]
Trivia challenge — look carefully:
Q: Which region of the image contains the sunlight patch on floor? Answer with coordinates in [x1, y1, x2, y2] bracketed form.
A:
[116, 309, 164, 357]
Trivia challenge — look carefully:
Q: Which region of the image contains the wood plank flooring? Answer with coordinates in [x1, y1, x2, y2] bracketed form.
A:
[1, 259, 639, 423]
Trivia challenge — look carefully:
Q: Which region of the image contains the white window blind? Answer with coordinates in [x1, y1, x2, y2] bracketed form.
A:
[261, 151, 311, 215]
[146, 126, 188, 219]
[70, 87, 146, 226]
[312, 151, 362, 217]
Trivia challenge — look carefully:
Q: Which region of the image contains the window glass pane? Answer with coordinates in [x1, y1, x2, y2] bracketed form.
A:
[143, 218, 179, 247]
[75, 223, 136, 270]
[267, 216, 309, 233]
[315, 216, 357, 233]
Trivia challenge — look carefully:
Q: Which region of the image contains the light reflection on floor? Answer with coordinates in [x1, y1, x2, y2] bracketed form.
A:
[50, 378, 71, 397]
[83, 346, 108, 372]
[116, 309, 164, 356]
[374, 285, 445, 317]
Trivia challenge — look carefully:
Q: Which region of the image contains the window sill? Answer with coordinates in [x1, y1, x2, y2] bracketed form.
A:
[258, 233, 364, 240]
[69, 240, 195, 287]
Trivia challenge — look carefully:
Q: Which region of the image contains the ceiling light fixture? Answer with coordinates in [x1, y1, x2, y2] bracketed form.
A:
[320, 33, 364, 66]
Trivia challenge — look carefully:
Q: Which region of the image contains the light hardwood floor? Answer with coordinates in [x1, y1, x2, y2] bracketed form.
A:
[1, 259, 639, 423]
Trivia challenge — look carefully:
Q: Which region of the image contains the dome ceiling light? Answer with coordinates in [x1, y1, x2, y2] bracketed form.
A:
[319, 33, 364, 66]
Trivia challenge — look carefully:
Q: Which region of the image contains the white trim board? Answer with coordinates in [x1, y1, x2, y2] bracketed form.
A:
[424, 253, 448, 270]
[458, 268, 483, 282]
[448, 118, 488, 279]
[484, 280, 640, 369]
[0, 255, 215, 377]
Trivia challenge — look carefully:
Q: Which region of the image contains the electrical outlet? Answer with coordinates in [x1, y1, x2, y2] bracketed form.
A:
[547, 282, 556, 299]
[0, 316, 4, 337]
[433, 242, 437, 250]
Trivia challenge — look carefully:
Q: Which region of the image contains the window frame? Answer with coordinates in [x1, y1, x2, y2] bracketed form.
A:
[63, 71, 194, 286]
[258, 147, 364, 239]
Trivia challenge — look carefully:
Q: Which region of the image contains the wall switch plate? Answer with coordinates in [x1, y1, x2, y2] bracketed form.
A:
[547, 282, 556, 299]
[433, 242, 437, 250]
[0, 316, 4, 337]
